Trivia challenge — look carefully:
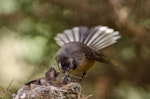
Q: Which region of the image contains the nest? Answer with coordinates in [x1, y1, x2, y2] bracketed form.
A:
[13, 82, 84, 99]
[13, 67, 89, 99]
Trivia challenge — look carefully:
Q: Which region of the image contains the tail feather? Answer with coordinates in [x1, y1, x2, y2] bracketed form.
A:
[86, 28, 105, 46]
[63, 29, 75, 42]
[83, 27, 98, 44]
[72, 27, 80, 42]
[78, 26, 88, 42]
[55, 34, 68, 46]
[92, 31, 120, 49]
[86, 26, 109, 46]
[54, 26, 121, 50]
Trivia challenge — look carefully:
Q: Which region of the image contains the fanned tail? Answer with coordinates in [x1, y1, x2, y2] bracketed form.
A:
[54, 26, 121, 50]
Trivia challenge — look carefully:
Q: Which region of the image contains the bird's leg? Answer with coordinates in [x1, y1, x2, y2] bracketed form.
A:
[79, 72, 86, 82]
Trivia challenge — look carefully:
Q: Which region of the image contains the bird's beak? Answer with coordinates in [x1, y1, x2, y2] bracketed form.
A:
[58, 62, 65, 73]
[58, 62, 62, 70]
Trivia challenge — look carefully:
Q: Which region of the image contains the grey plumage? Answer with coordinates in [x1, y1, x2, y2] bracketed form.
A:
[54, 26, 121, 51]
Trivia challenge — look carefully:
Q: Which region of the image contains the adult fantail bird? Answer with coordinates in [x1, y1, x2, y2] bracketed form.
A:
[54, 26, 121, 80]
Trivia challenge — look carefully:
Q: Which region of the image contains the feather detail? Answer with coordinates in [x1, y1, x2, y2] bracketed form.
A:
[54, 26, 121, 50]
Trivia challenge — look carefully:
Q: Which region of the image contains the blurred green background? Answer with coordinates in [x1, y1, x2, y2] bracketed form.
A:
[0, 0, 150, 99]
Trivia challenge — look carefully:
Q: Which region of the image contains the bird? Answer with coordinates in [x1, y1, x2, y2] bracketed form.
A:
[24, 67, 59, 87]
[54, 25, 121, 80]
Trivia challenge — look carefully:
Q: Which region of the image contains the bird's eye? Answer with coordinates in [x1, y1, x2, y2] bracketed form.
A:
[62, 63, 70, 67]
[61, 63, 65, 67]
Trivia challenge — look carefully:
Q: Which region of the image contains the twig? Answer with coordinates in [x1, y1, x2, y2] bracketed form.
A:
[7, 79, 15, 90]
[1, 79, 15, 98]
[82, 94, 93, 99]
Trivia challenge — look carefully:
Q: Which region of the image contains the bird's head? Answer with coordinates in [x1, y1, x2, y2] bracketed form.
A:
[56, 53, 77, 73]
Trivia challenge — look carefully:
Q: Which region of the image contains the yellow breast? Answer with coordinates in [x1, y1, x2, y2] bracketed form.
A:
[70, 59, 95, 74]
